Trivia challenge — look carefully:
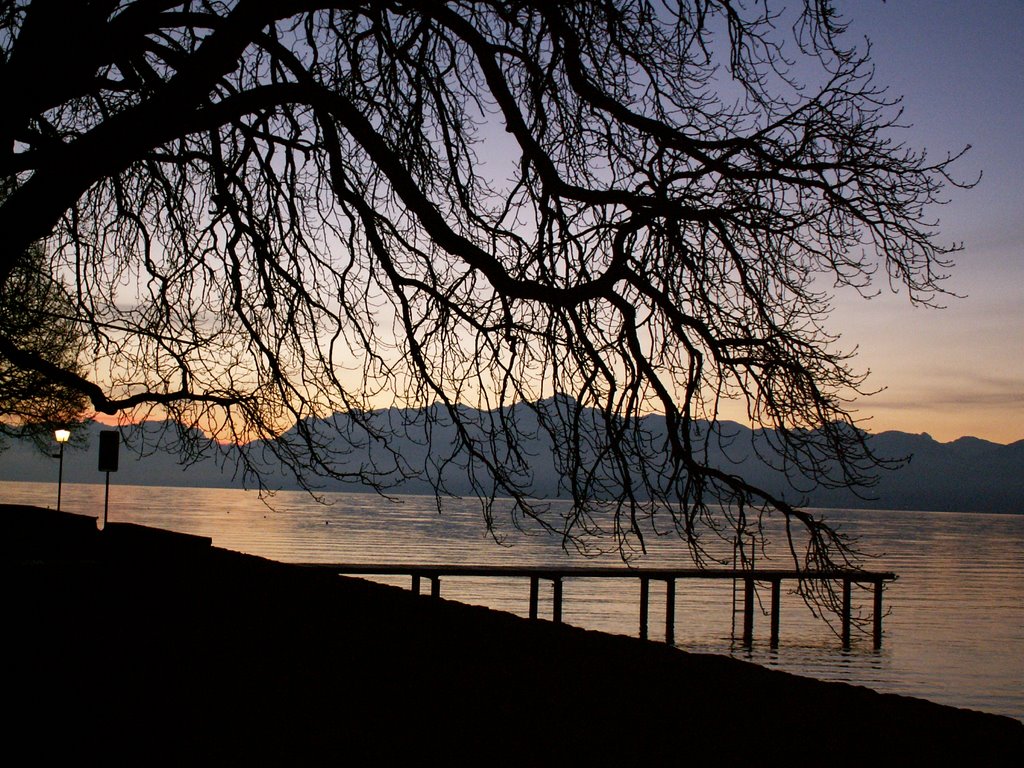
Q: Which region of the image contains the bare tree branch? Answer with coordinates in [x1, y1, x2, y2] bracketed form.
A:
[0, 2, 972, 607]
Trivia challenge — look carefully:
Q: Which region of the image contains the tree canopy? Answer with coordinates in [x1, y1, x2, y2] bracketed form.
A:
[0, 186, 88, 452]
[0, 1, 966, 576]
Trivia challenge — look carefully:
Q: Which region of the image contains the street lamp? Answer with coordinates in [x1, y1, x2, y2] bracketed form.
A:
[54, 429, 71, 512]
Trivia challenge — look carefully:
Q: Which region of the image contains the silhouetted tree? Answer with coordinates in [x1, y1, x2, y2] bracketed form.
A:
[0, 2, 967, 585]
[0, 237, 88, 452]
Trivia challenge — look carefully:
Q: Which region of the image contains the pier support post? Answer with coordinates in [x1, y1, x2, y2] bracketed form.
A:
[639, 577, 650, 640]
[770, 578, 781, 649]
[430, 575, 440, 599]
[841, 578, 852, 648]
[552, 578, 563, 624]
[665, 579, 676, 645]
[742, 577, 754, 647]
[873, 580, 884, 650]
[411, 574, 420, 595]
[529, 576, 539, 620]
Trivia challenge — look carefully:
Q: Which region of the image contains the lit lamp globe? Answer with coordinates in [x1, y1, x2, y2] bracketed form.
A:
[55, 429, 71, 444]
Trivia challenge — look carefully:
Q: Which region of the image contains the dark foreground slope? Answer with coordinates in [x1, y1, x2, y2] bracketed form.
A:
[2, 505, 1020, 764]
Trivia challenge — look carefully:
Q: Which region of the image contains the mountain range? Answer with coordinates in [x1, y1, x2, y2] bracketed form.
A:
[1, 403, 1021, 514]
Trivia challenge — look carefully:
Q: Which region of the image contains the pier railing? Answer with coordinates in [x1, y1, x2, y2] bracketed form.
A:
[300, 564, 897, 649]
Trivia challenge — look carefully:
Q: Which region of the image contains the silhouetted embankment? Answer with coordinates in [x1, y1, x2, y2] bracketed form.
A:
[2, 503, 1020, 764]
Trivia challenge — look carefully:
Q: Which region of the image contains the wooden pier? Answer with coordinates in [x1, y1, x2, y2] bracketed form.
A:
[300, 564, 897, 649]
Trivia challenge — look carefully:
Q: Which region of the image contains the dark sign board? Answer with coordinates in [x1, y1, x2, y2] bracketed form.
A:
[98, 430, 119, 473]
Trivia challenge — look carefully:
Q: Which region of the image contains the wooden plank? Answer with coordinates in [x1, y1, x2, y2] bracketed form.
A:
[770, 578, 781, 649]
[529, 576, 539, 620]
[301, 564, 896, 582]
[743, 577, 754, 647]
[842, 578, 852, 648]
[665, 578, 676, 645]
[553, 578, 563, 624]
[639, 576, 650, 640]
[873, 580, 884, 650]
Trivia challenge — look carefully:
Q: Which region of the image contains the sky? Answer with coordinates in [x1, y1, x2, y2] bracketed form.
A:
[807, 0, 1024, 444]
[86, 2, 1024, 447]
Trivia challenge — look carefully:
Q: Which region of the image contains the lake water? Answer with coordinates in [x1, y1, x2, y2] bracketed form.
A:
[3, 480, 1022, 722]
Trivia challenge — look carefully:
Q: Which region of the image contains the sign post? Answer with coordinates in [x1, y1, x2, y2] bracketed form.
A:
[97, 430, 119, 529]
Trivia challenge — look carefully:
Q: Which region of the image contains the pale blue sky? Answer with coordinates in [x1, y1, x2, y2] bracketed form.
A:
[818, 0, 1024, 443]
[416, 2, 1024, 443]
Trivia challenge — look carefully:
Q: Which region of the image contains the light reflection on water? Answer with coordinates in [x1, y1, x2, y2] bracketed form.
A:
[3, 481, 1021, 722]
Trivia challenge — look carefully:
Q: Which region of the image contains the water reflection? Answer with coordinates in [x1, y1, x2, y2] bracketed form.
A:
[2, 481, 1021, 722]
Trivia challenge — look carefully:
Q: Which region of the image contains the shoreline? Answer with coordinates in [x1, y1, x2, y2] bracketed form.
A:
[4, 477, 1024, 518]
[3, 503, 1021, 762]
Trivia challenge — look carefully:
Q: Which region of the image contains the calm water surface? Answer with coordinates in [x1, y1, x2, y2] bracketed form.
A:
[3, 481, 1021, 722]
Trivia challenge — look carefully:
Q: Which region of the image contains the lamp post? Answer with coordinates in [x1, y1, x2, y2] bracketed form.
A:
[54, 429, 70, 512]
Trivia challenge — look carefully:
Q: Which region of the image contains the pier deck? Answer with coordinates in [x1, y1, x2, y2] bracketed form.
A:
[299, 563, 897, 649]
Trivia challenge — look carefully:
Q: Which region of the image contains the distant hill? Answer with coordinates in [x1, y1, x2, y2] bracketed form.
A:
[1, 406, 1020, 514]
